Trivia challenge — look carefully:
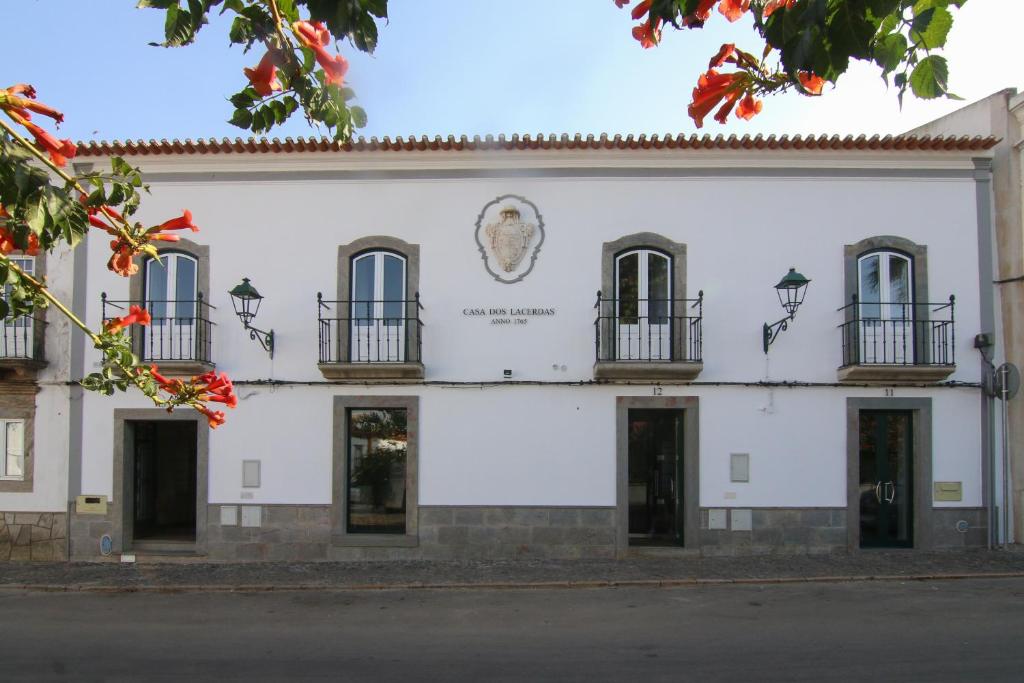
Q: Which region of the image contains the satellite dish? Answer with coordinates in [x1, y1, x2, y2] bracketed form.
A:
[994, 363, 1020, 401]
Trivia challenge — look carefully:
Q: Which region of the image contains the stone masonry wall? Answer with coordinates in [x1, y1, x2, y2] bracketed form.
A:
[0, 512, 67, 561]
[202, 505, 617, 562]
[698, 508, 848, 556]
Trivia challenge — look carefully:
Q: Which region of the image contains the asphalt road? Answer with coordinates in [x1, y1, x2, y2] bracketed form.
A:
[1, 578, 1021, 682]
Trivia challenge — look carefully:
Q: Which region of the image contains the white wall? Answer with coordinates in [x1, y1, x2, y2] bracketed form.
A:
[0, 242, 75, 513]
[73, 148, 989, 510]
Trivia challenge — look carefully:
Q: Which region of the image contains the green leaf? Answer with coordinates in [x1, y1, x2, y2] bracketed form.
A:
[229, 16, 252, 44]
[137, 0, 178, 8]
[874, 32, 908, 72]
[909, 54, 949, 98]
[228, 107, 253, 129]
[910, 6, 953, 48]
[26, 199, 47, 233]
[350, 106, 367, 128]
[229, 91, 254, 108]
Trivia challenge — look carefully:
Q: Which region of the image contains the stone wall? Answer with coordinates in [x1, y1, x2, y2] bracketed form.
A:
[416, 506, 616, 560]
[68, 508, 116, 561]
[61, 504, 987, 562]
[202, 505, 616, 561]
[0, 512, 67, 561]
[206, 505, 331, 562]
[931, 508, 988, 548]
[698, 508, 848, 556]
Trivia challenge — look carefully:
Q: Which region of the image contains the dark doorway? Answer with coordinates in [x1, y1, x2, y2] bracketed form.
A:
[628, 409, 684, 546]
[859, 410, 914, 548]
[131, 420, 198, 542]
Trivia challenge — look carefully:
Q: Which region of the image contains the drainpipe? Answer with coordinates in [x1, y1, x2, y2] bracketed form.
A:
[973, 157, 997, 548]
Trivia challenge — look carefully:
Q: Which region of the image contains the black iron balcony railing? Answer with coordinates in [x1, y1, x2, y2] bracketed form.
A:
[0, 313, 43, 360]
[318, 293, 423, 364]
[594, 291, 703, 363]
[101, 293, 215, 363]
[838, 295, 955, 367]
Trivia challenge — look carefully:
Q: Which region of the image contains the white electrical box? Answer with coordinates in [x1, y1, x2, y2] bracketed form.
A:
[242, 460, 261, 488]
[241, 505, 262, 528]
[220, 505, 238, 526]
[708, 509, 727, 530]
[731, 509, 753, 531]
[730, 453, 750, 483]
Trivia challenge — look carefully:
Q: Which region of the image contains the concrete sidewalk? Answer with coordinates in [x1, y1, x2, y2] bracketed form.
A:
[3, 549, 1024, 592]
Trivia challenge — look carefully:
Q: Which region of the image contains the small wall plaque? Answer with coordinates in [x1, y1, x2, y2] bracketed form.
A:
[220, 505, 239, 526]
[934, 482, 963, 502]
[730, 453, 750, 483]
[241, 505, 262, 528]
[242, 460, 261, 488]
[731, 509, 753, 532]
[76, 494, 108, 515]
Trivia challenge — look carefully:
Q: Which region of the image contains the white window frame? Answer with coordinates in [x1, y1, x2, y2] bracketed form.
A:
[614, 248, 673, 361]
[350, 250, 408, 362]
[0, 419, 26, 481]
[144, 252, 198, 322]
[2, 256, 35, 358]
[857, 250, 915, 364]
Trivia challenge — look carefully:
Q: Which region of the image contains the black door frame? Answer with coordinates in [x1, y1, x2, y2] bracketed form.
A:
[616, 396, 699, 557]
[626, 408, 685, 546]
[858, 410, 914, 548]
[846, 398, 932, 550]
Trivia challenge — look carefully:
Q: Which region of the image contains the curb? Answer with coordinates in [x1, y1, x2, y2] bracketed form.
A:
[2, 571, 1024, 594]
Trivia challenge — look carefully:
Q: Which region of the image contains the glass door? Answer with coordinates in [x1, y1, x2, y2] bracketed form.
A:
[627, 409, 684, 546]
[858, 252, 913, 364]
[144, 253, 197, 360]
[859, 410, 913, 548]
[351, 251, 406, 362]
[615, 250, 671, 361]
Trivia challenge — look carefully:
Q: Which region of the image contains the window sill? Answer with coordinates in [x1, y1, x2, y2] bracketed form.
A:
[0, 358, 47, 380]
[319, 362, 425, 382]
[331, 533, 419, 548]
[146, 360, 215, 377]
[837, 364, 955, 384]
[0, 479, 33, 493]
[594, 361, 703, 381]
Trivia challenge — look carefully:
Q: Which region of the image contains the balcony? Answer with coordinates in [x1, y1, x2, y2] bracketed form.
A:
[0, 313, 46, 379]
[101, 294, 215, 376]
[317, 293, 424, 381]
[837, 295, 955, 383]
[593, 292, 704, 381]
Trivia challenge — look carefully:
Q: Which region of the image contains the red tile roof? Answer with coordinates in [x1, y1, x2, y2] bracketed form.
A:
[74, 133, 999, 157]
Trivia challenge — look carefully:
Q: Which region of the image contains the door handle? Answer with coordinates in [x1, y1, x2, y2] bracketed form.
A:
[875, 482, 882, 503]
[885, 482, 895, 504]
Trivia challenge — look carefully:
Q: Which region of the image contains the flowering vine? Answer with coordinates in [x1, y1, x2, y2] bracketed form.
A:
[0, 84, 237, 427]
[613, 0, 965, 129]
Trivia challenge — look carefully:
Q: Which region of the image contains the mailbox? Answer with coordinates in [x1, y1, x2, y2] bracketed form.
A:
[76, 494, 108, 514]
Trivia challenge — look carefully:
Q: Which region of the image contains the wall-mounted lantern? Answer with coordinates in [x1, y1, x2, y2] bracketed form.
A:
[762, 267, 811, 353]
[228, 277, 274, 358]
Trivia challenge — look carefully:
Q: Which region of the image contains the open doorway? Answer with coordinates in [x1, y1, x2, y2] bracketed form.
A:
[128, 420, 198, 543]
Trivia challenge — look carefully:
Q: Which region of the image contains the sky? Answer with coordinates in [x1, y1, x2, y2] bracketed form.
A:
[3, 0, 1022, 142]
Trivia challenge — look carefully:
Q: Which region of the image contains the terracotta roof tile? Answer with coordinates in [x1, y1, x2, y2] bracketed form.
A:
[73, 133, 999, 157]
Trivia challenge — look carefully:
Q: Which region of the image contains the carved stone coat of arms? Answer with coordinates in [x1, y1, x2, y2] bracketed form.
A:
[474, 195, 545, 284]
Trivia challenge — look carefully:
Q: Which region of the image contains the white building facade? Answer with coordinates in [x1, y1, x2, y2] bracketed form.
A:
[0, 131, 1000, 561]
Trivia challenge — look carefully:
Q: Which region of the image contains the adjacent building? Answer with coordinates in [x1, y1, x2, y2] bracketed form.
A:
[909, 89, 1024, 544]
[0, 125, 1002, 561]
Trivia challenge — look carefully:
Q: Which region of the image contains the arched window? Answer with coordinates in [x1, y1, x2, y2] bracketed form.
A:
[350, 250, 408, 362]
[614, 248, 672, 360]
[856, 249, 914, 364]
[142, 251, 199, 361]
